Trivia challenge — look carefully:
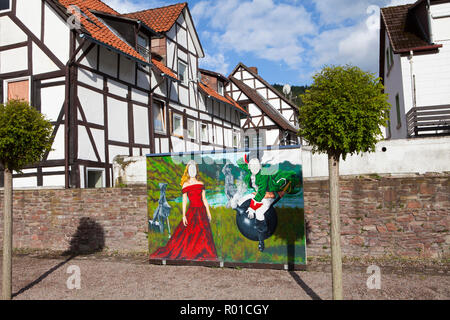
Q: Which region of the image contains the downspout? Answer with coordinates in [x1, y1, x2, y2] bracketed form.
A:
[408, 50, 416, 109]
[427, 0, 434, 44]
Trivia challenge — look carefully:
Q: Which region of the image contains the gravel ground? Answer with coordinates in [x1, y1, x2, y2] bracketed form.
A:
[0, 254, 448, 300]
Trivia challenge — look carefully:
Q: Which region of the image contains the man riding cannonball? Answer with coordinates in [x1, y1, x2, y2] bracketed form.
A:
[237, 154, 300, 252]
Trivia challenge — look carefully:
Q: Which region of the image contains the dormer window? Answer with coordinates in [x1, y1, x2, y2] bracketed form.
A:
[178, 61, 188, 85]
[0, 0, 11, 11]
[218, 81, 224, 96]
[137, 34, 150, 62]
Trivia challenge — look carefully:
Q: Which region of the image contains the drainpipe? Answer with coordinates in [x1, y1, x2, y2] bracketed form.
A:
[408, 51, 416, 109]
[427, 0, 434, 44]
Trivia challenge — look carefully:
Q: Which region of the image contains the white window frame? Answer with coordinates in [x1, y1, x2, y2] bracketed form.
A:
[172, 113, 183, 138]
[3, 76, 32, 104]
[187, 118, 197, 140]
[178, 60, 188, 85]
[217, 81, 224, 96]
[0, 0, 12, 13]
[86, 168, 106, 189]
[200, 122, 208, 143]
[153, 101, 166, 135]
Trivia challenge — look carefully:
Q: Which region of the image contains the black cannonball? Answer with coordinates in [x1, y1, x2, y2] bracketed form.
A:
[235, 199, 278, 242]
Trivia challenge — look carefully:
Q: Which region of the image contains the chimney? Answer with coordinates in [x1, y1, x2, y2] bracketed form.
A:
[249, 67, 258, 74]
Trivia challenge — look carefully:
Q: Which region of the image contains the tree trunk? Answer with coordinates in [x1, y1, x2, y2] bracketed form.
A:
[328, 154, 343, 300]
[2, 168, 13, 300]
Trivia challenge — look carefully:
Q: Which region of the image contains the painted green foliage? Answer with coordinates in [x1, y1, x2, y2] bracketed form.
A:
[147, 150, 306, 265]
[0, 99, 53, 171]
[298, 65, 391, 159]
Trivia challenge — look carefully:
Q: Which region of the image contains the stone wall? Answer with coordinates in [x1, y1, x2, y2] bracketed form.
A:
[304, 174, 449, 259]
[0, 174, 449, 259]
[0, 187, 148, 254]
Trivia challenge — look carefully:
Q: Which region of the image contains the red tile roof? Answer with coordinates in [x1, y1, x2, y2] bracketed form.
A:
[56, 0, 181, 78]
[123, 3, 187, 33]
[152, 58, 178, 80]
[381, 2, 442, 53]
[198, 82, 247, 114]
[58, 0, 147, 62]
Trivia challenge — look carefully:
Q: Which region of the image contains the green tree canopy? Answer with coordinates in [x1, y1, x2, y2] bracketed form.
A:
[298, 65, 390, 160]
[0, 99, 53, 172]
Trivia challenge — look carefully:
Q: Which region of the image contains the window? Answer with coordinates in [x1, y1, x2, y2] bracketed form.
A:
[244, 136, 250, 149]
[395, 94, 402, 129]
[172, 113, 183, 137]
[187, 119, 196, 139]
[86, 169, 104, 189]
[218, 81, 224, 96]
[386, 110, 392, 139]
[178, 61, 188, 85]
[6, 79, 30, 103]
[153, 101, 165, 134]
[386, 45, 394, 73]
[232, 130, 240, 148]
[0, 0, 10, 11]
[201, 123, 208, 142]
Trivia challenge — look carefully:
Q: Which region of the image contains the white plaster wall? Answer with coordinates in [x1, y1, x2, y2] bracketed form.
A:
[108, 79, 128, 98]
[78, 86, 104, 125]
[119, 55, 135, 84]
[78, 126, 98, 162]
[79, 45, 98, 69]
[133, 105, 150, 145]
[40, 85, 65, 122]
[47, 124, 65, 160]
[44, 2, 69, 64]
[302, 136, 450, 178]
[0, 16, 27, 46]
[99, 47, 118, 78]
[411, 43, 450, 108]
[16, 0, 41, 40]
[42, 175, 65, 188]
[107, 98, 128, 143]
[131, 88, 148, 104]
[431, 3, 450, 41]
[32, 42, 59, 74]
[0, 46, 28, 73]
[78, 68, 103, 90]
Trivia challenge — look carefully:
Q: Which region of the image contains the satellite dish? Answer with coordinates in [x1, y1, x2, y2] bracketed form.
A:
[283, 84, 292, 96]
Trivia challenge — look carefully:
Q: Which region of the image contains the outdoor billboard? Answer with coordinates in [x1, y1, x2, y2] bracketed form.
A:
[147, 146, 306, 267]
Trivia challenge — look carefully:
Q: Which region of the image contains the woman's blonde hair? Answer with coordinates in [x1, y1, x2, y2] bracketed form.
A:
[180, 160, 199, 187]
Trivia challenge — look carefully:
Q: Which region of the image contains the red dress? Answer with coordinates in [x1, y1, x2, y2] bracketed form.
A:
[150, 184, 218, 261]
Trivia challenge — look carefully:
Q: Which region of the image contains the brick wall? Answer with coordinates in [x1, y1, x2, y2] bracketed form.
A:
[304, 174, 449, 259]
[0, 174, 448, 258]
[0, 187, 148, 254]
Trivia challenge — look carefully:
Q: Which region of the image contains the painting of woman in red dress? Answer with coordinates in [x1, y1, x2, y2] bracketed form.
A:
[150, 160, 218, 261]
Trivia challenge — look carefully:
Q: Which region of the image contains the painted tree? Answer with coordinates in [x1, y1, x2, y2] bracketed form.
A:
[0, 99, 53, 300]
[298, 65, 390, 300]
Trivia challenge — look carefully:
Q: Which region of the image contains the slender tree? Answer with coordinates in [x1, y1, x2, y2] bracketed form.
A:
[0, 99, 53, 300]
[298, 65, 390, 300]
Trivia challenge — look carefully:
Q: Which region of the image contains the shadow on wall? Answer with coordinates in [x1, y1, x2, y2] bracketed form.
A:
[63, 217, 105, 256]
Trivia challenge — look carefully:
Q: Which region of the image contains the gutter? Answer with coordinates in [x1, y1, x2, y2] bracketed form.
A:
[427, 0, 434, 44]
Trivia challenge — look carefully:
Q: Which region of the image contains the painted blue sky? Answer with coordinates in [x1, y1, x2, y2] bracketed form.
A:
[103, 0, 416, 86]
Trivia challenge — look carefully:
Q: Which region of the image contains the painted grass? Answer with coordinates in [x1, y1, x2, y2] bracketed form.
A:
[148, 201, 306, 265]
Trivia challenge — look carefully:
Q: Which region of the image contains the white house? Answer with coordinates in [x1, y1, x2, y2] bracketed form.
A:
[380, 0, 450, 139]
[0, 0, 248, 189]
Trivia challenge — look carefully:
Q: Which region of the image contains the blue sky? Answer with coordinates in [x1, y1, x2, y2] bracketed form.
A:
[103, 0, 417, 86]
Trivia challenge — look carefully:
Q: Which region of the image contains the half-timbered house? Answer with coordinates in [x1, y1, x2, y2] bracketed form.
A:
[0, 0, 246, 189]
[226, 63, 300, 148]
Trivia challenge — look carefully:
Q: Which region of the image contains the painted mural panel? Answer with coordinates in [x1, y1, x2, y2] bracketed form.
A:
[147, 146, 306, 266]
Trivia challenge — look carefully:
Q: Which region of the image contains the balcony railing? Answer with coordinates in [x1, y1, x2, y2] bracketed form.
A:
[406, 105, 450, 137]
[137, 45, 150, 62]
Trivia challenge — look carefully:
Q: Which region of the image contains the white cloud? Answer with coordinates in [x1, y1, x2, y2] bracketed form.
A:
[192, 0, 316, 69]
[102, 0, 168, 14]
[200, 52, 230, 75]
